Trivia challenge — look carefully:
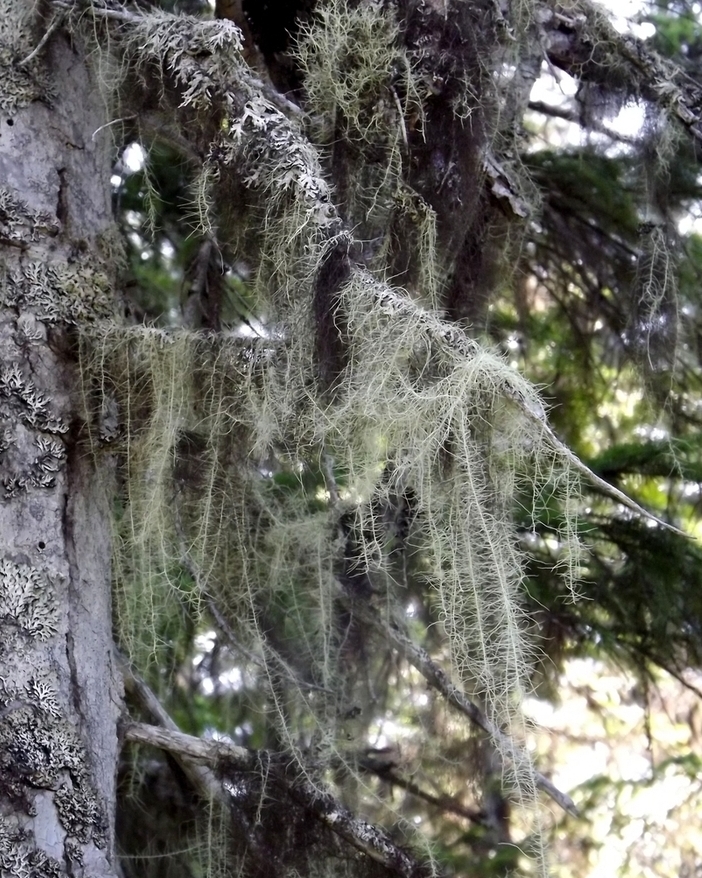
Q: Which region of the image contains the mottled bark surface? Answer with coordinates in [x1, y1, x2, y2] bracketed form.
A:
[0, 6, 121, 875]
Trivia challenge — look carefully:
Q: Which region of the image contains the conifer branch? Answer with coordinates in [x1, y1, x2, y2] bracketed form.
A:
[123, 720, 447, 878]
[338, 593, 580, 819]
[348, 273, 687, 537]
[540, 2, 702, 144]
[65, 0, 686, 537]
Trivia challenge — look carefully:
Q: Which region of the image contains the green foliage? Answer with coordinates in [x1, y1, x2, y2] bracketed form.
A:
[642, 2, 702, 59]
[588, 436, 702, 481]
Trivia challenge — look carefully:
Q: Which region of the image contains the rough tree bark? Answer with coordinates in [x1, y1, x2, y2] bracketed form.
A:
[0, 2, 121, 874]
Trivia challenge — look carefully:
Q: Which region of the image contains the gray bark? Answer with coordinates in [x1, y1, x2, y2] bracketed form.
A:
[0, 3, 121, 875]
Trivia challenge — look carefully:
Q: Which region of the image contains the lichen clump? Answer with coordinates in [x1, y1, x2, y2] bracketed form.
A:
[0, 559, 58, 641]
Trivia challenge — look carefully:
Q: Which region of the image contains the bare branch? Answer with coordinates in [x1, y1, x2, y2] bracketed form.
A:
[121, 662, 305, 874]
[119, 654, 234, 805]
[123, 719, 252, 766]
[527, 100, 638, 144]
[357, 757, 483, 825]
[18, 13, 64, 67]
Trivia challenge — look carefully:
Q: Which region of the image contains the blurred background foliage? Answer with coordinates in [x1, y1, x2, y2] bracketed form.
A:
[112, 1, 702, 875]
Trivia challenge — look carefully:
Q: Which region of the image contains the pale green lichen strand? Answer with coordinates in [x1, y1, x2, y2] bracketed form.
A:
[72, 5, 585, 874]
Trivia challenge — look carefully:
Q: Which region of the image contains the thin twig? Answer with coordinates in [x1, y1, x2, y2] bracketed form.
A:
[322, 452, 340, 506]
[535, 416, 689, 539]
[527, 100, 637, 144]
[92, 116, 137, 142]
[18, 14, 63, 67]
[390, 86, 409, 152]
[358, 758, 483, 824]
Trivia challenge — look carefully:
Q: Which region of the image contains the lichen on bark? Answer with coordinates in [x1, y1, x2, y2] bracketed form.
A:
[0, 2, 121, 875]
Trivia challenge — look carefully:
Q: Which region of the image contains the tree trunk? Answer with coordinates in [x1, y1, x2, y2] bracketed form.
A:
[0, 5, 121, 874]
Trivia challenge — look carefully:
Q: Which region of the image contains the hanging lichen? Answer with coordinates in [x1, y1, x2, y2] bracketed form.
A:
[63, 1, 690, 876]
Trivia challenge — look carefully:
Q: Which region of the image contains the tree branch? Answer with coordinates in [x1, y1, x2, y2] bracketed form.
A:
[338, 593, 580, 819]
[527, 100, 637, 144]
[539, 2, 702, 145]
[119, 653, 239, 805]
[357, 757, 483, 825]
[68, 0, 685, 536]
[123, 719, 253, 766]
[123, 720, 447, 878]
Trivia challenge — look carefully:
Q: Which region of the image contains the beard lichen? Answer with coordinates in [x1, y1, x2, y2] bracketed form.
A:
[72, 2, 593, 875]
[292, 0, 440, 304]
[82, 285, 580, 875]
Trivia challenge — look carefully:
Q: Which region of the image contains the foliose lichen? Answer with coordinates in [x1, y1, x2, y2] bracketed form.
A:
[0, 700, 107, 848]
[1, 434, 67, 499]
[54, 783, 108, 847]
[2, 261, 115, 324]
[0, 187, 60, 247]
[0, 364, 68, 434]
[0, 814, 64, 877]
[0, 558, 58, 641]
